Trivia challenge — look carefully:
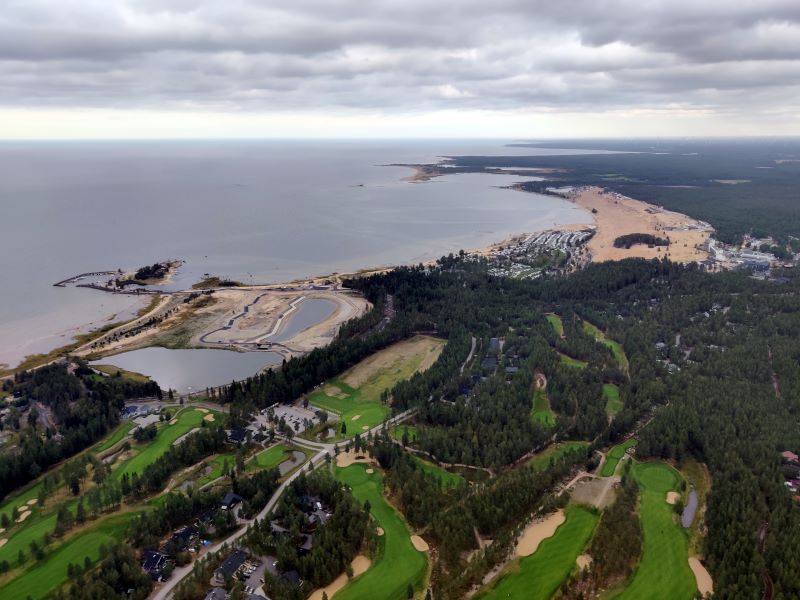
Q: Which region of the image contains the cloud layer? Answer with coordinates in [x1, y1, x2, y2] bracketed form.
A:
[1, 1, 799, 135]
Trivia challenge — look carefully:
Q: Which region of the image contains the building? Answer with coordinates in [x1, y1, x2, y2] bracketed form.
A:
[214, 549, 248, 583]
[164, 525, 199, 553]
[142, 550, 169, 581]
[782, 450, 800, 463]
[227, 428, 248, 445]
[221, 492, 243, 511]
[204, 588, 226, 600]
[281, 570, 303, 586]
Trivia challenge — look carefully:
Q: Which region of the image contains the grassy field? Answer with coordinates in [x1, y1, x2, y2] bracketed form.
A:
[477, 504, 599, 600]
[528, 442, 589, 471]
[614, 462, 695, 600]
[546, 313, 564, 337]
[246, 444, 292, 473]
[93, 420, 136, 453]
[334, 464, 427, 600]
[1, 512, 133, 600]
[91, 364, 152, 383]
[531, 388, 556, 427]
[411, 455, 464, 488]
[601, 438, 637, 477]
[309, 336, 445, 440]
[583, 321, 630, 373]
[558, 352, 587, 369]
[603, 383, 622, 417]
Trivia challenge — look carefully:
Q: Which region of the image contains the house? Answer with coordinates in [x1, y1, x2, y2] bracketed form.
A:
[204, 588, 227, 600]
[221, 492, 243, 511]
[481, 356, 498, 370]
[504, 366, 519, 376]
[281, 570, 303, 586]
[142, 550, 169, 581]
[252, 431, 267, 444]
[214, 549, 248, 583]
[297, 534, 314, 556]
[164, 525, 199, 553]
[488, 337, 502, 354]
[227, 428, 248, 445]
[782, 450, 799, 463]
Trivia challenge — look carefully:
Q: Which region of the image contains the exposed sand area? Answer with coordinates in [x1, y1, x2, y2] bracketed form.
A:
[169, 418, 177, 425]
[26, 499, 37, 506]
[516, 510, 566, 557]
[336, 450, 376, 468]
[204, 414, 215, 422]
[0, 538, 7, 548]
[689, 557, 714, 596]
[571, 477, 617, 509]
[342, 335, 445, 389]
[576, 554, 592, 570]
[366, 468, 374, 474]
[16, 510, 31, 523]
[195, 408, 209, 413]
[411, 535, 430, 552]
[308, 555, 371, 600]
[666, 491, 680, 505]
[376, 527, 384, 536]
[351, 414, 361, 421]
[572, 187, 711, 263]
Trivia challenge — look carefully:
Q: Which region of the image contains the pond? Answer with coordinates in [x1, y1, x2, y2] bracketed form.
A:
[269, 298, 337, 343]
[681, 489, 699, 528]
[93, 347, 283, 393]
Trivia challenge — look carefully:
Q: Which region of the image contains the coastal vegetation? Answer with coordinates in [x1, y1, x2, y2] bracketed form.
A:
[613, 233, 669, 249]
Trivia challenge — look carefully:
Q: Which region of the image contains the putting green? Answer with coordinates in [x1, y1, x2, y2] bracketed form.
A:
[531, 388, 556, 427]
[310, 382, 390, 439]
[615, 462, 695, 600]
[603, 383, 622, 417]
[334, 464, 427, 600]
[477, 504, 599, 600]
[601, 438, 637, 477]
[246, 444, 292, 473]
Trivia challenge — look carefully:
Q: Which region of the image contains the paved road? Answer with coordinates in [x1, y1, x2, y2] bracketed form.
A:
[149, 409, 415, 600]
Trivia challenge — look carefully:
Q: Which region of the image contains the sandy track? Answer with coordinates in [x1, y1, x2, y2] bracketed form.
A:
[571, 187, 711, 263]
[516, 510, 565, 557]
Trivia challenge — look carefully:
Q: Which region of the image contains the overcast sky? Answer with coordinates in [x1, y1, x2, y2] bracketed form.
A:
[1, 0, 799, 138]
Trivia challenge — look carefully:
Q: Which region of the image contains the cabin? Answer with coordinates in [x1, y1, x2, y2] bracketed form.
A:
[227, 428, 248, 445]
[221, 491, 243, 511]
[782, 450, 799, 463]
[214, 549, 248, 583]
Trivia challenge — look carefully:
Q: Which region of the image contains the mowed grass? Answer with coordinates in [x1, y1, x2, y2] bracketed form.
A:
[411, 455, 464, 488]
[531, 388, 556, 427]
[198, 452, 236, 486]
[601, 438, 637, 477]
[477, 504, 599, 600]
[246, 444, 290, 473]
[1, 513, 133, 600]
[310, 336, 445, 440]
[113, 407, 219, 481]
[559, 352, 587, 369]
[583, 321, 629, 373]
[528, 442, 589, 471]
[546, 313, 564, 337]
[334, 464, 427, 600]
[615, 462, 695, 600]
[93, 420, 135, 453]
[603, 383, 622, 417]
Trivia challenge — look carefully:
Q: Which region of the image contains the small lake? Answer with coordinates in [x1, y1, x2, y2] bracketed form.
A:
[269, 298, 337, 343]
[681, 489, 699, 528]
[93, 347, 283, 393]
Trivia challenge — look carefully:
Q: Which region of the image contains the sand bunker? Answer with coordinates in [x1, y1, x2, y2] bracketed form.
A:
[204, 414, 215, 422]
[0, 538, 7, 548]
[376, 527, 384, 536]
[516, 510, 566, 557]
[666, 491, 680, 505]
[362, 425, 369, 431]
[308, 555, 371, 600]
[169, 418, 177, 425]
[16, 510, 31, 523]
[26, 499, 37, 506]
[336, 450, 374, 468]
[366, 468, 374, 474]
[0, 528, 5, 534]
[195, 408, 209, 413]
[576, 554, 592, 570]
[411, 535, 430, 552]
[351, 414, 361, 421]
[689, 557, 714, 596]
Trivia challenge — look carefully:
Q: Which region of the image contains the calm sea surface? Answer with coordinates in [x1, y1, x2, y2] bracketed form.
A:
[0, 140, 597, 368]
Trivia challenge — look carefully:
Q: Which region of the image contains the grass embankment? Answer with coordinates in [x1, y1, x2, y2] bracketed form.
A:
[601, 438, 637, 477]
[334, 464, 427, 600]
[603, 383, 622, 417]
[531, 388, 556, 427]
[528, 442, 589, 471]
[558, 353, 587, 369]
[309, 336, 445, 441]
[411, 456, 464, 488]
[0, 295, 163, 378]
[582, 321, 629, 373]
[92, 421, 136, 453]
[91, 364, 152, 384]
[614, 462, 695, 600]
[477, 504, 599, 600]
[545, 314, 564, 337]
[191, 276, 244, 290]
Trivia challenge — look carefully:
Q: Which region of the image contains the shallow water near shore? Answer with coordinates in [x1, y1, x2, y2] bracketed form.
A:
[92, 347, 283, 392]
[269, 297, 337, 342]
[0, 140, 597, 368]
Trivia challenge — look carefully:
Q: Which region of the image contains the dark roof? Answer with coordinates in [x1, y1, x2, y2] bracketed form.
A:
[505, 366, 519, 374]
[227, 428, 247, 443]
[247, 595, 268, 600]
[168, 525, 198, 548]
[253, 432, 267, 443]
[281, 570, 302, 585]
[216, 549, 247, 580]
[481, 356, 498, 369]
[142, 550, 167, 572]
[198, 508, 217, 523]
[221, 492, 243, 509]
[204, 589, 226, 600]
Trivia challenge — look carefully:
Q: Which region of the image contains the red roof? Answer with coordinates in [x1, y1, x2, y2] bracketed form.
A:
[782, 450, 799, 462]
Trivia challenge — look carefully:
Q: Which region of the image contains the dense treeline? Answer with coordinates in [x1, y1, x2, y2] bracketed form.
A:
[613, 233, 669, 248]
[0, 363, 160, 500]
[48, 544, 152, 600]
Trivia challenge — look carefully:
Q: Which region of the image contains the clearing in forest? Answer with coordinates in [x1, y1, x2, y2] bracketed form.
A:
[614, 462, 695, 600]
[309, 335, 445, 439]
[603, 383, 622, 417]
[545, 314, 565, 337]
[528, 442, 589, 471]
[582, 321, 629, 373]
[558, 352, 587, 369]
[477, 504, 599, 600]
[333, 464, 428, 600]
[531, 388, 556, 427]
[601, 438, 637, 477]
[411, 455, 464, 488]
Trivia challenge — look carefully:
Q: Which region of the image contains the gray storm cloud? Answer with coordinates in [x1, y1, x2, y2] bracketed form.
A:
[1, 0, 799, 116]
